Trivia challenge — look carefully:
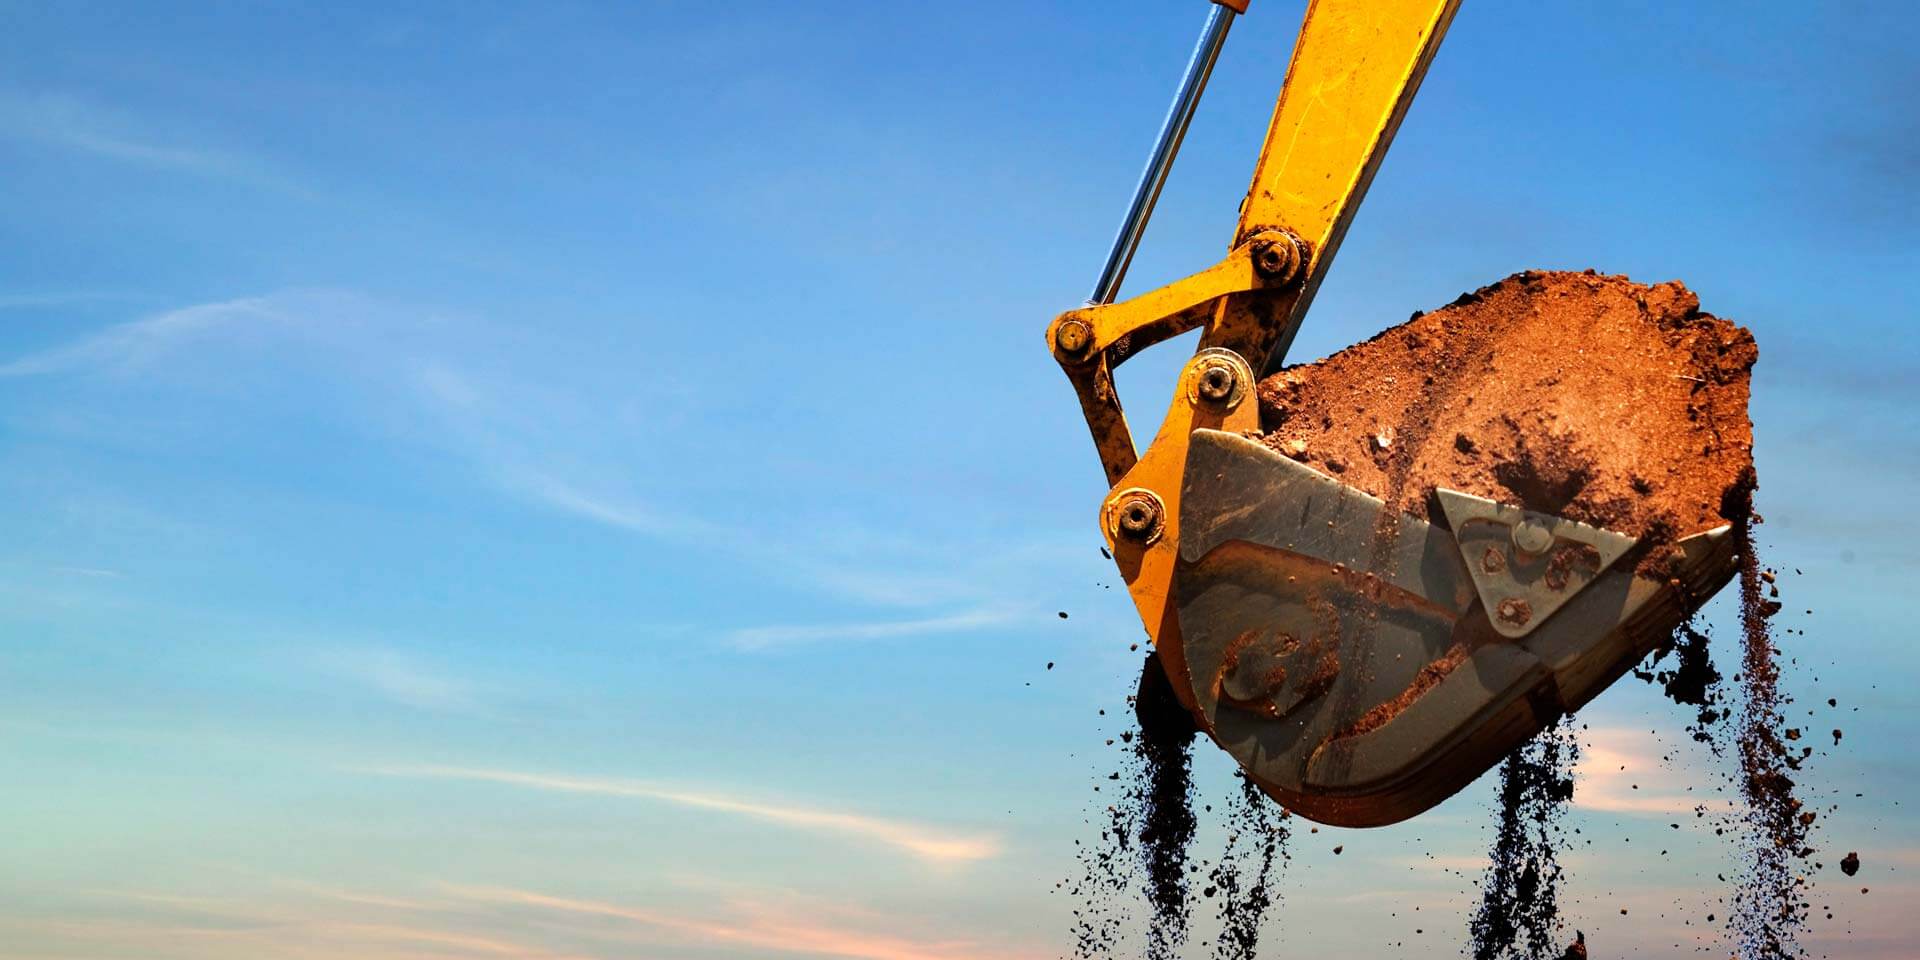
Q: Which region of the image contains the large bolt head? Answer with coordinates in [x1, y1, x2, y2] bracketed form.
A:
[1250, 231, 1304, 284]
[1054, 317, 1093, 358]
[1196, 361, 1238, 403]
[1108, 489, 1166, 545]
[1185, 349, 1251, 409]
[1511, 518, 1553, 556]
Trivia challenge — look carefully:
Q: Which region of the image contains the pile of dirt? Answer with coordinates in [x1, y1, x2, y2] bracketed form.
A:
[1257, 270, 1757, 559]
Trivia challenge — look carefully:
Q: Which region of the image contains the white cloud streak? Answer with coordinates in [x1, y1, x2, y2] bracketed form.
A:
[306, 647, 478, 711]
[3, 290, 1077, 628]
[0, 297, 274, 378]
[364, 765, 1001, 865]
[723, 608, 1013, 650]
[447, 886, 1043, 960]
[0, 91, 293, 189]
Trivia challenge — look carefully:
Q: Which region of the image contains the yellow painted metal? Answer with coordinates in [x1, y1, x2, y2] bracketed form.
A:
[1047, 0, 1459, 692]
[1217, 0, 1461, 364]
[1098, 350, 1258, 705]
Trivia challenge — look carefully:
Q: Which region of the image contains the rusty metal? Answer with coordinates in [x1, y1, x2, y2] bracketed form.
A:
[1496, 597, 1533, 627]
[1173, 430, 1736, 826]
[1249, 228, 1304, 284]
[1109, 488, 1167, 545]
[1188, 348, 1250, 409]
[1434, 487, 1639, 641]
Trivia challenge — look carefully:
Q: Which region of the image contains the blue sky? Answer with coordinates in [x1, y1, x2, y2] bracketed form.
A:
[1, 2, 1915, 957]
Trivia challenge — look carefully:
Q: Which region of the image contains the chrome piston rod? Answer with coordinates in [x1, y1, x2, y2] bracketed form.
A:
[1087, 2, 1239, 306]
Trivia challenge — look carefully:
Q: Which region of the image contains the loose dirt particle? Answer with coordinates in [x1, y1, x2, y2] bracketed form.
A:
[1209, 774, 1289, 960]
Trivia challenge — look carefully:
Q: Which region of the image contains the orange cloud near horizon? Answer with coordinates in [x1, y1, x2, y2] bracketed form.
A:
[364, 764, 1003, 865]
[449, 885, 1047, 960]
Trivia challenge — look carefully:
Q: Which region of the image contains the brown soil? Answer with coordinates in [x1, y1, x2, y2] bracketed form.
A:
[1257, 270, 1757, 557]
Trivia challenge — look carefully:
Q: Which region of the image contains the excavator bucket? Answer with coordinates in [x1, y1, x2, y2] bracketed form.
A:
[1172, 430, 1735, 826]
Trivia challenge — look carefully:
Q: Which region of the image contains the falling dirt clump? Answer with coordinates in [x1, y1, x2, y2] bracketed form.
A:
[1636, 619, 1726, 742]
[1727, 477, 1814, 959]
[1258, 270, 1756, 564]
[1068, 655, 1289, 960]
[1208, 773, 1290, 960]
[1133, 652, 1200, 959]
[1470, 718, 1579, 960]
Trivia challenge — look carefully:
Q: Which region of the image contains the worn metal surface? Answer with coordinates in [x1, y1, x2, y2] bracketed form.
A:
[1172, 430, 1737, 826]
[1042, 0, 1745, 826]
[1433, 488, 1639, 639]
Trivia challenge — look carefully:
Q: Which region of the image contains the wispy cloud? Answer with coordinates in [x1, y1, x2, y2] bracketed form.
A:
[1574, 726, 1736, 817]
[2, 909, 594, 960]
[0, 91, 292, 188]
[723, 608, 1013, 650]
[364, 765, 1001, 865]
[407, 360, 1014, 610]
[21, 880, 1043, 960]
[4, 290, 1079, 624]
[0, 296, 274, 378]
[306, 646, 478, 711]
[449, 886, 1043, 960]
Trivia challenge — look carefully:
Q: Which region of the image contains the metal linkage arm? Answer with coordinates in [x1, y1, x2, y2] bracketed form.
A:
[1044, 0, 1461, 689]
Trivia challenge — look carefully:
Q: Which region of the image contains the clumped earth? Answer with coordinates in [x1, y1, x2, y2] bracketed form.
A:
[1635, 619, 1726, 742]
[1257, 270, 1757, 559]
